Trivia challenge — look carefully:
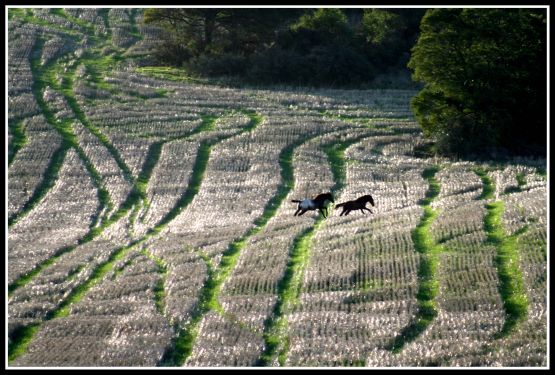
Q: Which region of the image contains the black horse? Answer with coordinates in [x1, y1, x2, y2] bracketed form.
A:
[335, 194, 375, 216]
[292, 192, 334, 218]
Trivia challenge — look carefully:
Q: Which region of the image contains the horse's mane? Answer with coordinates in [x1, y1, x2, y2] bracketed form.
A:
[312, 192, 334, 203]
[356, 194, 375, 206]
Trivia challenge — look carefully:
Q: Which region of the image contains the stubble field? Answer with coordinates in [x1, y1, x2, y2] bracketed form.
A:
[7, 8, 548, 367]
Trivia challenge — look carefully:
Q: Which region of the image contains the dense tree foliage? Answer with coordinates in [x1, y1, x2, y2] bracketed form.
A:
[408, 8, 547, 158]
[143, 8, 425, 87]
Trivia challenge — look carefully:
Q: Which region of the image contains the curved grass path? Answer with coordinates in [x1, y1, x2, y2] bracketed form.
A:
[257, 136, 368, 366]
[158, 130, 312, 367]
[9, 7, 212, 297]
[475, 168, 529, 338]
[7, 35, 109, 229]
[8, 119, 28, 166]
[387, 165, 443, 354]
[8, 111, 262, 365]
[8, 11, 266, 364]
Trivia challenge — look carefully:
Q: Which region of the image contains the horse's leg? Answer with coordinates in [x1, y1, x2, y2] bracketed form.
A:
[294, 208, 301, 216]
[298, 209, 308, 216]
[319, 208, 327, 218]
[363, 207, 373, 214]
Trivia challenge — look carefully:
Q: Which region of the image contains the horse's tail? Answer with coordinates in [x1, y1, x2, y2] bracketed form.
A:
[334, 202, 345, 209]
[291, 200, 302, 203]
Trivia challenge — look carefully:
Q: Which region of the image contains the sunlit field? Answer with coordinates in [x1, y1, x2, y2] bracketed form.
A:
[7, 8, 547, 367]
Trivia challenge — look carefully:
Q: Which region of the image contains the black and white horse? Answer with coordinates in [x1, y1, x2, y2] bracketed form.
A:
[292, 192, 334, 218]
[335, 194, 375, 216]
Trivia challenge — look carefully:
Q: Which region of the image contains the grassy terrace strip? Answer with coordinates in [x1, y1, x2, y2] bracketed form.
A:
[387, 165, 442, 354]
[8, 109, 261, 365]
[46, 240, 145, 320]
[133, 141, 164, 216]
[159, 131, 326, 367]
[474, 167, 495, 200]
[141, 249, 168, 316]
[8, 18, 210, 315]
[148, 142, 211, 232]
[8, 120, 28, 166]
[258, 222, 322, 367]
[8, 238, 145, 365]
[9, 9, 84, 37]
[146, 111, 258, 227]
[142, 114, 218, 229]
[7, 35, 112, 231]
[10, 112, 220, 362]
[7, 139, 164, 362]
[7, 323, 41, 363]
[60, 55, 134, 183]
[7, 143, 69, 227]
[8, 139, 165, 297]
[257, 137, 359, 366]
[136, 66, 213, 84]
[8, 243, 76, 297]
[477, 172, 529, 338]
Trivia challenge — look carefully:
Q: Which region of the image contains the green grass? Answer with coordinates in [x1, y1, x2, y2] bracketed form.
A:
[474, 167, 495, 200]
[242, 110, 264, 132]
[8, 120, 28, 166]
[158, 245, 217, 366]
[8, 238, 145, 364]
[388, 166, 442, 353]
[258, 223, 322, 366]
[8, 8, 26, 20]
[475, 165, 529, 338]
[135, 141, 164, 211]
[9, 9, 60, 32]
[258, 137, 361, 366]
[8, 142, 69, 227]
[47, 240, 144, 320]
[20, 37, 114, 229]
[160, 236, 259, 366]
[515, 172, 526, 188]
[49, 8, 96, 33]
[59, 59, 134, 182]
[149, 142, 211, 231]
[484, 201, 529, 338]
[141, 249, 168, 315]
[503, 172, 528, 195]
[139, 115, 218, 222]
[136, 66, 207, 84]
[8, 244, 77, 297]
[8, 323, 41, 363]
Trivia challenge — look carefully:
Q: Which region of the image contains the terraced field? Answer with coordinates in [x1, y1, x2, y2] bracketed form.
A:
[7, 8, 548, 367]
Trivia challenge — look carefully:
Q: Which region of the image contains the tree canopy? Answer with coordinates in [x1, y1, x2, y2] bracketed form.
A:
[143, 8, 425, 87]
[408, 8, 547, 158]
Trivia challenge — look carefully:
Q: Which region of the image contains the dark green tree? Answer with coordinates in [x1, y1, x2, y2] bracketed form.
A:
[362, 8, 403, 45]
[144, 9, 223, 56]
[142, 8, 426, 88]
[408, 8, 547, 158]
[144, 9, 299, 61]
